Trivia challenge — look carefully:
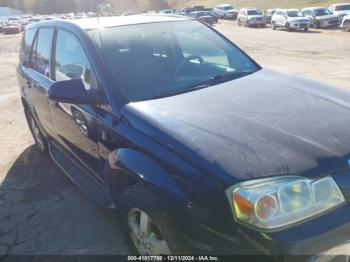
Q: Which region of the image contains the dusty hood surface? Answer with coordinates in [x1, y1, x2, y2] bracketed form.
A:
[124, 69, 350, 184]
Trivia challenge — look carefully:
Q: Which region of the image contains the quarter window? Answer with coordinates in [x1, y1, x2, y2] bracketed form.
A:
[54, 30, 96, 91]
[32, 28, 54, 77]
[21, 28, 36, 67]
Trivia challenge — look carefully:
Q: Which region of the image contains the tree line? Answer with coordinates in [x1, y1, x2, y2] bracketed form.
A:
[0, 0, 186, 14]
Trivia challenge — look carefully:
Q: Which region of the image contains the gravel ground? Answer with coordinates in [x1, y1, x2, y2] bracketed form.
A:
[0, 20, 349, 256]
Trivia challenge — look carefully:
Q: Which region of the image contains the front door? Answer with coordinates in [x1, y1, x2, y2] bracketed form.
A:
[49, 29, 102, 180]
[26, 27, 55, 135]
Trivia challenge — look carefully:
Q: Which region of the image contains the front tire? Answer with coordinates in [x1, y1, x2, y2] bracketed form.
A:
[285, 22, 291, 31]
[238, 19, 241, 26]
[26, 110, 49, 155]
[272, 21, 276, 30]
[119, 184, 188, 255]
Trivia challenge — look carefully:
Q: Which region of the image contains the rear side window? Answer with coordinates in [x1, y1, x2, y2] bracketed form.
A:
[54, 30, 96, 91]
[21, 28, 36, 67]
[32, 28, 54, 77]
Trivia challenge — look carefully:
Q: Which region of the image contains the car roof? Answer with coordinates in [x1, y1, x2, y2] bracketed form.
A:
[216, 4, 233, 7]
[279, 9, 299, 12]
[26, 14, 190, 31]
[304, 7, 327, 10]
[332, 2, 350, 6]
[241, 8, 258, 11]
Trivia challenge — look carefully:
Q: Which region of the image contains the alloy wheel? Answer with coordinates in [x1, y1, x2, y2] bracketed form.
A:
[127, 208, 171, 255]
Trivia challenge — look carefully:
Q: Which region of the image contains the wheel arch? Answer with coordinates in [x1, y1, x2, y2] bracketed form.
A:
[106, 148, 187, 203]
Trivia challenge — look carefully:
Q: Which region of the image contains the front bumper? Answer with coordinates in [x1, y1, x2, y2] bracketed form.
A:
[290, 22, 309, 29]
[193, 174, 350, 256]
[248, 20, 265, 25]
[225, 12, 237, 18]
[319, 19, 340, 27]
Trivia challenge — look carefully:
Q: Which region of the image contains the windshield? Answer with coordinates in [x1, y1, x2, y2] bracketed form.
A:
[91, 21, 259, 102]
[197, 11, 211, 16]
[335, 5, 350, 11]
[287, 11, 304, 17]
[224, 6, 234, 10]
[314, 8, 332, 16]
[247, 10, 259, 15]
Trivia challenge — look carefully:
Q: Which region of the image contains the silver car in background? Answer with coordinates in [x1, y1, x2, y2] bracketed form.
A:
[272, 9, 310, 31]
[302, 7, 341, 28]
[213, 4, 238, 19]
[237, 8, 266, 27]
[329, 3, 350, 21]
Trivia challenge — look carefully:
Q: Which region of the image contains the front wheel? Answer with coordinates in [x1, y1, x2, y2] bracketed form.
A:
[238, 19, 241, 26]
[26, 110, 49, 155]
[119, 184, 188, 255]
[272, 21, 276, 30]
[304, 27, 309, 32]
[285, 22, 291, 31]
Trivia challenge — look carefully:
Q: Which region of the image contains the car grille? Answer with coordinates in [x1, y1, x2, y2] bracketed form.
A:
[299, 23, 308, 28]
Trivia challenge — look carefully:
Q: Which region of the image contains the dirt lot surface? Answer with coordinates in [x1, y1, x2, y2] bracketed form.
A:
[0, 20, 349, 255]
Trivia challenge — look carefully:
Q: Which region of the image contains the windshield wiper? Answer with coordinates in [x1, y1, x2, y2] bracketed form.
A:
[152, 70, 255, 100]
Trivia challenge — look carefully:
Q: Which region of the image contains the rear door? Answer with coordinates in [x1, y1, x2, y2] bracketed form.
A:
[49, 29, 102, 180]
[25, 27, 55, 135]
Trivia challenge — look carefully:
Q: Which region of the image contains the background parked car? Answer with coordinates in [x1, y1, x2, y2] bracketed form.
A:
[328, 3, 350, 20]
[213, 4, 238, 19]
[189, 11, 215, 25]
[237, 8, 266, 27]
[3, 22, 22, 34]
[272, 9, 310, 31]
[159, 9, 176, 14]
[264, 8, 276, 24]
[302, 7, 340, 28]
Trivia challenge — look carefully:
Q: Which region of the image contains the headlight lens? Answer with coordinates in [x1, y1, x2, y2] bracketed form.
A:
[227, 176, 345, 230]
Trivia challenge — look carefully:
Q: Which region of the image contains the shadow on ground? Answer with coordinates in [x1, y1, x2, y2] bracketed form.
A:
[0, 145, 129, 256]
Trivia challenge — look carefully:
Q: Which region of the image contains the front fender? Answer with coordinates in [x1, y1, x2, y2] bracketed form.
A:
[109, 148, 186, 200]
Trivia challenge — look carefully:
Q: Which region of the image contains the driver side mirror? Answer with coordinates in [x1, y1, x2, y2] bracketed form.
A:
[48, 79, 101, 105]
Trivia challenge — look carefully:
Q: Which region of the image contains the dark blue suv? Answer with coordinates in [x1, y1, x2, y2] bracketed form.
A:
[17, 15, 350, 257]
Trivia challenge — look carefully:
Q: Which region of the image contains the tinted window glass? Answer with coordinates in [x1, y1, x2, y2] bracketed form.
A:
[54, 30, 95, 91]
[32, 28, 54, 77]
[22, 28, 36, 67]
[91, 21, 259, 102]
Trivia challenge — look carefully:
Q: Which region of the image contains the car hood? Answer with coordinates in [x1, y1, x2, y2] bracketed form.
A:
[122, 69, 350, 186]
[334, 10, 350, 16]
[288, 17, 310, 23]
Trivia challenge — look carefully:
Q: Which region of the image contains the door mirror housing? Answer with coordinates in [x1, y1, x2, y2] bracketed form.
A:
[48, 79, 101, 105]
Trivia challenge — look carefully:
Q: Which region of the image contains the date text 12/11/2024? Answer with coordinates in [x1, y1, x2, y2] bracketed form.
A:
[127, 256, 220, 261]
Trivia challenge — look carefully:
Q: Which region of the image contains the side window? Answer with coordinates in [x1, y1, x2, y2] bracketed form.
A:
[21, 28, 36, 67]
[54, 30, 96, 91]
[32, 28, 54, 77]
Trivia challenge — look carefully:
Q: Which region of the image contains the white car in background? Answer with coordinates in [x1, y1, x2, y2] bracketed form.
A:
[271, 9, 310, 31]
[213, 4, 238, 19]
[301, 7, 341, 28]
[328, 3, 350, 21]
[237, 8, 266, 27]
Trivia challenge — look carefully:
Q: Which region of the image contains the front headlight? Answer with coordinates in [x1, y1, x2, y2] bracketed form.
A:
[226, 176, 345, 230]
